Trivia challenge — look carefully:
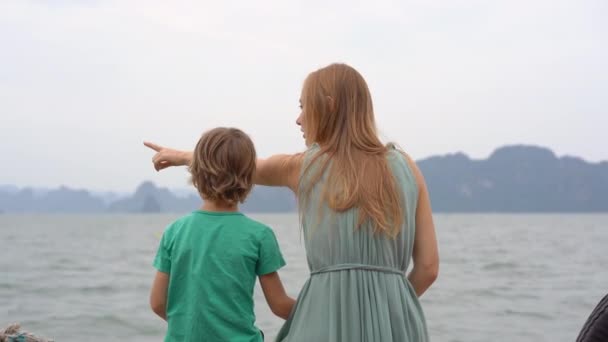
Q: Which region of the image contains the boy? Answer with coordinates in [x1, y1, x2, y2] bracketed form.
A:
[149, 127, 295, 341]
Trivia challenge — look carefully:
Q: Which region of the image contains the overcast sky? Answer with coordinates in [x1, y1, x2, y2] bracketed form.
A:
[1, 0, 606, 191]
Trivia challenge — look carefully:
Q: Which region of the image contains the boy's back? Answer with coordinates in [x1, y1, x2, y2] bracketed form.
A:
[154, 210, 285, 342]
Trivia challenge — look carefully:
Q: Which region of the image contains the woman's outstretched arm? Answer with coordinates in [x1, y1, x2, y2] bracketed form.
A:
[255, 154, 302, 192]
[144, 142, 302, 192]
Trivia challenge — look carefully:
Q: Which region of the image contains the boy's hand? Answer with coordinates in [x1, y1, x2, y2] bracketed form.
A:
[150, 271, 169, 321]
[259, 272, 296, 319]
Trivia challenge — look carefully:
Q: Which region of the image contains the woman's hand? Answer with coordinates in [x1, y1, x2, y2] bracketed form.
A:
[143, 141, 193, 171]
[144, 141, 301, 191]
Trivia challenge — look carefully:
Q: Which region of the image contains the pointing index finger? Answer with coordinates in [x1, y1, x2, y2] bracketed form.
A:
[143, 141, 163, 152]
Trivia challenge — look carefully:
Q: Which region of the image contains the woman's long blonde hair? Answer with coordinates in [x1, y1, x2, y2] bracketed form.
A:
[298, 63, 404, 237]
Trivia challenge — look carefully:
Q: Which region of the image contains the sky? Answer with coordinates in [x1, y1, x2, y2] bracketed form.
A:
[1, 0, 606, 192]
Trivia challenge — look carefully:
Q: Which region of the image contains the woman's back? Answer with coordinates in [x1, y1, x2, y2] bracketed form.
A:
[276, 146, 429, 342]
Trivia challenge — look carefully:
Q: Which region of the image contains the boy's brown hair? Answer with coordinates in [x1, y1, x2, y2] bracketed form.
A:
[189, 127, 256, 206]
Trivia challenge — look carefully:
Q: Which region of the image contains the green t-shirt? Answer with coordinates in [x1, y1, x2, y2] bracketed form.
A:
[153, 210, 286, 342]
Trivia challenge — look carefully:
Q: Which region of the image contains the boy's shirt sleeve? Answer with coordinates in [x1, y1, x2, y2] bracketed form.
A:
[153, 225, 173, 274]
[256, 227, 286, 276]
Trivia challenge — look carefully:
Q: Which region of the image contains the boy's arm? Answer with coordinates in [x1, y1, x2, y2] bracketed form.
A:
[259, 272, 295, 319]
[150, 271, 169, 321]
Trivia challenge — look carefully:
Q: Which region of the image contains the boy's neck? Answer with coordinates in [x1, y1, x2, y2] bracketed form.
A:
[201, 200, 239, 213]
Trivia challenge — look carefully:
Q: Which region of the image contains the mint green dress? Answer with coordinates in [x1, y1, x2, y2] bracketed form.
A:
[276, 145, 429, 342]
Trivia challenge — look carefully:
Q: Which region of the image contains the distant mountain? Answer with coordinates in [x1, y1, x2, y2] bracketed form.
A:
[0, 185, 19, 194]
[242, 186, 297, 213]
[91, 191, 127, 205]
[0, 145, 606, 213]
[418, 145, 608, 212]
[0, 181, 296, 214]
[107, 181, 200, 213]
[0, 186, 106, 213]
[103, 181, 296, 213]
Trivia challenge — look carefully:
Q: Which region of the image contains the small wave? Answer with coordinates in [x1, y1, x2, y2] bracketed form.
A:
[97, 315, 156, 334]
[78, 284, 117, 293]
[482, 261, 519, 270]
[502, 309, 553, 320]
[470, 287, 503, 297]
[0, 282, 15, 290]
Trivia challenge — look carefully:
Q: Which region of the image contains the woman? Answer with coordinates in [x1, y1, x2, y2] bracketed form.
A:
[145, 63, 439, 341]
